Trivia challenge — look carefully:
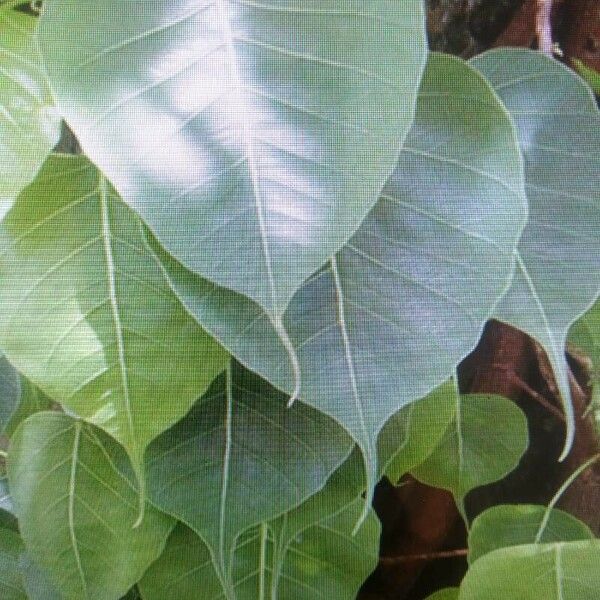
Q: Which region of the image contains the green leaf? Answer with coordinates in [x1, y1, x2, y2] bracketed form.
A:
[468, 504, 593, 564]
[459, 541, 600, 600]
[0, 523, 26, 599]
[569, 299, 600, 376]
[145, 359, 353, 594]
[573, 59, 600, 96]
[8, 412, 173, 600]
[471, 48, 600, 459]
[411, 388, 529, 515]
[140, 500, 379, 600]
[38, 0, 427, 321]
[153, 51, 527, 521]
[380, 380, 456, 483]
[425, 589, 459, 600]
[0, 154, 229, 492]
[0, 1, 60, 209]
[0, 355, 21, 435]
[19, 553, 62, 600]
[2, 376, 53, 440]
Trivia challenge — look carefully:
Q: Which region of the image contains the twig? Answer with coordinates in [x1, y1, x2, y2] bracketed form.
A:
[379, 548, 468, 565]
[536, 0, 554, 55]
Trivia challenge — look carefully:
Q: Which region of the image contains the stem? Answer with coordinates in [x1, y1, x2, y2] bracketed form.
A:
[536, 0, 554, 55]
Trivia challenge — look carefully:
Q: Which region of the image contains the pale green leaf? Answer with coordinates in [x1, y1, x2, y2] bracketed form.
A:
[8, 412, 173, 600]
[153, 52, 527, 520]
[38, 0, 427, 321]
[468, 504, 593, 564]
[2, 376, 53, 440]
[0, 523, 25, 599]
[19, 553, 62, 600]
[471, 48, 600, 458]
[380, 380, 456, 483]
[0, 154, 229, 486]
[140, 500, 379, 600]
[459, 540, 600, 600]
[0, 1, 60, 208]
[411, 389, 528, 512]
[145, 359, 353, 593]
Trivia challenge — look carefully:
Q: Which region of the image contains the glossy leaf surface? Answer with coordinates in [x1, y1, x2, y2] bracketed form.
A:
[0, 0, 60, 210]
[412, 391, 528, 511]
[0, 155, 229, 479]
[155, 52, 527, 512]
[8, 412, 173, 600]
[460, 541, 600, 600]
[471, 49, 600, 457]
[145, 360, 353, 592]
[39, 0, 428, 318]
[468, 504, 593, 564]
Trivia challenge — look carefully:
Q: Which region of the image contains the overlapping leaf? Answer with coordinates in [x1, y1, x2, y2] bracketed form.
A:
[153, 52, 527, 518]
[459, 540, 600, 600]
[471, 49, 600, 457]
[0, 523, 25, 599]
[468, 505, 593, 564]
[145, 359, 353, 593]
[38, 0, 428, 322]
[8, 413, 173, 600]
[411, 387, 528, 517]
[139, 500, 379, 600]
[0, 155, 229, 487]
[0, 0, 60, 213]
[0, 355, 20, 434]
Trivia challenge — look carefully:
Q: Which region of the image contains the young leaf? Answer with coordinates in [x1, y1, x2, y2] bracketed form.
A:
[0, 523, 26, 599]
[145, 359, 353, 594]
[38, 0, 428, 321]
[139, 500, 379, 600]
[0, 154, 229, 496]
[468, 504, 593, 564]
[459, 541, 600, 600]
[152, 52, 527, 522]
[411, 388, 529, 517]
[8, 412, 173, 600]
[471, 48, 600, 459]
[0, 1, 60, 211]
[380, 380, 456, 483]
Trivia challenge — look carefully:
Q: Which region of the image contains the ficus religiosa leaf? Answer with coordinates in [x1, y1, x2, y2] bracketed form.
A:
[411, 385, 529, 518]
[1, 377, 53, 440]
[0, 155, 229, 505]
[145, 359, 353, 595]
[8, 412, 174, 600]
[139, 500, 379, 600]
[468, 505, 594, 564]
[459, 541, 600, 600]
[424, 590, 459, 600]
[0, 1, 60, 215]
[37, 0, 428, 330]
[471, 49, 600, 459]
[19, 553, 62, 600]
[0, 522, 26, 599]
[151, 52, 527, 524]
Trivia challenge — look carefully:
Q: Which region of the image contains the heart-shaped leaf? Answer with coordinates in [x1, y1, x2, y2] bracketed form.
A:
[459, 541, 600, 600]
[468, 504, 593, 564]
[139, 500, 379, 600]
[411, 387, 528, 518]
[8, 412, 173, 600]
[38, 0, 428, 322]
[0, 155, 229, 496]
[0, 1, 60, 213]
[471, 48, 600, 458]
[152, 52, 527, 520]
[145, 359, 353, 593]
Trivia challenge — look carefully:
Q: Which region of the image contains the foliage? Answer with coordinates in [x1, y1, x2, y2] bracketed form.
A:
[0, 1, 598, 599]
